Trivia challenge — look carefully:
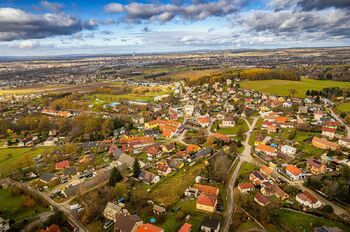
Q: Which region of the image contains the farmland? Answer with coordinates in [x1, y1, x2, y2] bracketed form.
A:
[241, 79, 350, 98]
[336, 102, 350, 114]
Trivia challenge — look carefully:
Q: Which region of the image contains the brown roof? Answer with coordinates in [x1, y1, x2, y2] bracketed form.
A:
[260, 165, 273, 176]
[297, 191, 318, 204]
[194, 184, 219, 196]
[254, 192, 270, 205]
[256, 144, 277, 153]
[115, 214, 142, 232]
[238, 182, 255, 190]
[307, 158, 322, 169]
[321, 127, 336, 133]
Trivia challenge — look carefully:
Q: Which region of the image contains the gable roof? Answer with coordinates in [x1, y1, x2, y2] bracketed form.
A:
[256, 144, 277, 153]
[254, 192, 270, 205]
[286, 165, 302, 176]
[194, 184, 219, 196]
[197, 193, 217, 207]
[178, 223, 192, 232]
[201, 217, 220, 229]
[138, 223, 163, 232]
[115, 214, 142, 232]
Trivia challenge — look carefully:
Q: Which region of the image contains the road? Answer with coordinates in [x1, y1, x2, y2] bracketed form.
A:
[222, 117, 259, 232]
[330, 108, 350, 136]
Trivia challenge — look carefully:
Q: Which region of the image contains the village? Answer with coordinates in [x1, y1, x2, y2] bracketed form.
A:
[0, 76, 350, 232]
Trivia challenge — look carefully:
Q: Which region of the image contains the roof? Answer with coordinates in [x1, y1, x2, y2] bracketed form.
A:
[55, 160, 69, 169]
[251, 171, 264, 181]
[307, 158, 323, 169]
[178, 223, 192, 232]
[153, 204, 166, 213]
[321, 127, 336, 133]
[197, 193, 217, 207]
[254, 192, 270, 205]
[297, 191, 318, 204]
[256, 144, 277, 153]
[40, 224, 60, 232]
[212, 133, 230, 142]
[194, 184, 219, 196]
[115, 214, 143, 232]
[138, 223, 163, 232]
[39, 172, 56, 182]
[312, 137, 339, 149]
[286, 165, 302, 176]
[238, 182, 255, 190]
[260, 165, 273, 176]
[197, 117, 210, 124]
[201, 217, 220, 229]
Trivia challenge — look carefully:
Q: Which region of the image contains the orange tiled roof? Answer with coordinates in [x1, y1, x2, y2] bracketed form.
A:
[286, 164, 302, 176]
[138, 223, 163, 232]
[197, 193, 217, 207]
[197, 117, 210, 124]
[194, 184, 219, 196]
[256, 144, 277, 153]
[178, 223, 192, 232]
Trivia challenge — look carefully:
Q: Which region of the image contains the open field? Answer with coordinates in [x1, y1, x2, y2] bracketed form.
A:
[163, 68, 226, 81]
[149, 163, 204, 207]
[238, 162, 258, 177]
[0, 146, 56, 176]
[241, 79, 350, 98]
[272, 208, 350, 232]
[0, 188, 48, 221]
[336, 102, 350, 114]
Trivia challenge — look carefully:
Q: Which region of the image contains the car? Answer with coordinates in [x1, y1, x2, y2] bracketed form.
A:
[103, 220, 113, 230]
[216, 204, 224, 212]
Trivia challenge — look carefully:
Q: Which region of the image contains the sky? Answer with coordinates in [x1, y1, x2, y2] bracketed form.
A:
[0, 0, 350, 56]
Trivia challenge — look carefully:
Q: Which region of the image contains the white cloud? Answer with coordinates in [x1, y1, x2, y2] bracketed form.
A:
[18, 40, 40, 49]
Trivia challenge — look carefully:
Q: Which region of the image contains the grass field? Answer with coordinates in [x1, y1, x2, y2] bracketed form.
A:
[0, 147, 56, 176]
[241, 79, 350, 98]
[272, 208, 350, 232]
[336, 102, 350, 114]
[238, 162, 258, 177]
[215, 119, 249, 135]
[0, 188, 48, 221]
[149, 163, 204, 207]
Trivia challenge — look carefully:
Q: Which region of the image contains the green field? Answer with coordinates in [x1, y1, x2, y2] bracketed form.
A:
[215, 119, 249, 135]
[238, 162, 258, 177]
[149, 163, 204, 207]
[241, 79, 350, 98]
[0, 188, 48, 221]
[272, 208, 350, 232]
[336, 102, 350, 114]
[0, 147, 56, 176]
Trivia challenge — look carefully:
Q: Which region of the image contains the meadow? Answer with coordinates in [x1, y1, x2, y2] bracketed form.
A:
[0, 146, 55, 176]
[335, 102, 350, 114]
[241, 79, 350, 98]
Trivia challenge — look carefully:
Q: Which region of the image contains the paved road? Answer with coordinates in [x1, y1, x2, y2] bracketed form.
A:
[330, 108, 350, 137]
[221, 117, 259, 232]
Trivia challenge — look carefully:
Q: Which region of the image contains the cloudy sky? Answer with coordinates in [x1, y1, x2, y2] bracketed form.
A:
[0, 0, 350, 56]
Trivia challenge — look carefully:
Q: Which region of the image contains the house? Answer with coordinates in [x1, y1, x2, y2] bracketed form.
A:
[221, 116, 235, 127]
[138, 224, 163, 232]
[273, 185, 289, 200]
[139, 170, 160, 185]
[193, 184, 219, 196]
[196, 194, 217, 213]
[321, 127, 336, 139]
[109, 144, 124, 158]
[249, 171, 265, 186]
[200, 217, 220, 232]
[191, 148, 212, 160]
[260, 183, 288, 200]
[296, 191, 322, 209]
[39, 173, 57, 184]
[55, 160, 70, 170]
[281, 145, 297, 155]
[63, 167, 77, 177]
[238, 182, 255, 193]
[40, 224, 60, 232]
[145, 146, 162, 159]
[298, 106, 308, 114]
[255, 144, 277, 156]
[103, 202, 122, 222]
[119, 136, 154, 153]
[338, 137, 350, 149]
[178, 223, 192, 232]
[0, 217, 10, 232]
[285, 165, 302, 181]
[79, 154, 94, 164]
[312, 137, 340, 151]
[314, 226, 343, 232]
[43, 137, 57, 146]
[157, 164, 171, 176]
[184, 187, 199, 198]
[115, 154, 145, 171]
[307, 158, 326, 175]
[169, 159, 184, 170]
[161, 143, 175, 153]
[314, 110, 325, 121]
[260, 165, 273, 177]
[115, 214, 143, 232]
[153, 205, 166, 215]
[211, 133, 230, 143]
[254, 192, 270, 206]
[197, 117, 210, 127]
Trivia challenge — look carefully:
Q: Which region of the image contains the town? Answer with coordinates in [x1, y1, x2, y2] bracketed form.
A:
[0, 64, 350, 232]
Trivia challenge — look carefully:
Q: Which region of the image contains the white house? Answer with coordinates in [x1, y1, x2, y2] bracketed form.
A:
[296, 191, 322, 209]
[285, 165, 302, 181]
[338, 137, 350, 149]
[281, 145, 297, 155]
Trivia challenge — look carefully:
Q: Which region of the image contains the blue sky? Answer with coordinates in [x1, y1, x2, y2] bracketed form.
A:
[0, 0, 349, 56]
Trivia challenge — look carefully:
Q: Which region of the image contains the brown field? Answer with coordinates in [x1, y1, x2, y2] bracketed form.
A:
[162, 68, 226, 80]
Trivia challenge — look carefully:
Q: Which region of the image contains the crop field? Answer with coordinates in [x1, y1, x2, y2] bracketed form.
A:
[336, 102, 350, 114]
[241, 79, 350, 98]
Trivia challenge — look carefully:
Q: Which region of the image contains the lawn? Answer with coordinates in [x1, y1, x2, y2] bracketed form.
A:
[156, 199, 222, 232]
[241, 79, 350, 98]
[238, 162, 258, 177]
[272, 208, 350, 232]
[294, 131, 319, 142]
[217, 119, 249, 135]
[336, 102, 350, 114]
[0, 188, 48, 222]
[296, 143, 324, 158]
[149, 163, 204, 207]
[236, 221, 261, 232]
[0, 147, 56, 176]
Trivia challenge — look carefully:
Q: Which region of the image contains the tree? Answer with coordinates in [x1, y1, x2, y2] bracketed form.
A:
[289, 88, 297, 97]
[113, 183, 128, 199]
[102, 119, 114, 136]
[21, 195, 36, 208]
[133, 159, 141, 178]
[109, 167, 122, 187]
[306, 90, 310, 96]
[344, 115, 350, 125]
[321, 205, 334, 214]
[46, 211, 66, 226]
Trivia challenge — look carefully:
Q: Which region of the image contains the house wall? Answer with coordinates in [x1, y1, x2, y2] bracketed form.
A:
[196, 203, 215, 213]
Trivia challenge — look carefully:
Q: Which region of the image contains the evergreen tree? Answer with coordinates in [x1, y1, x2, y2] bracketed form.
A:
[306, 90, 310, 96]
[133, 159, 141, 178]
[109, 167, 122, 187]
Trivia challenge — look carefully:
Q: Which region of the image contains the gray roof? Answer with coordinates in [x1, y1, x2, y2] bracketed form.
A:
[39, 172, 56, 182]
[201, 217, 220, 229]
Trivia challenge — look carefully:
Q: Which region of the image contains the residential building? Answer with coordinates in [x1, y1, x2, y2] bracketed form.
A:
[255, 144, 277, 156]
[254, 192, 270, 206]
[338, 137, 350, 149]
[178, 223, 192, 232]
[321, 127, 336, 139]
[296, 191, 322, 209]
[221, 116, 235, 127]
[0, 217, 10, 232]
[115, 214, 143, 232]
[312, 137, 340, 151]
[200, 217, 220, 232]
[139, 170, 160, 185]
[137, 224, 163, 232]
[307, 158, 326, 175]
[238, 182, 255, 193]
[103, 202, 122, 222]
[285, 165, 302, 181]
[281, 145, 297, 155]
